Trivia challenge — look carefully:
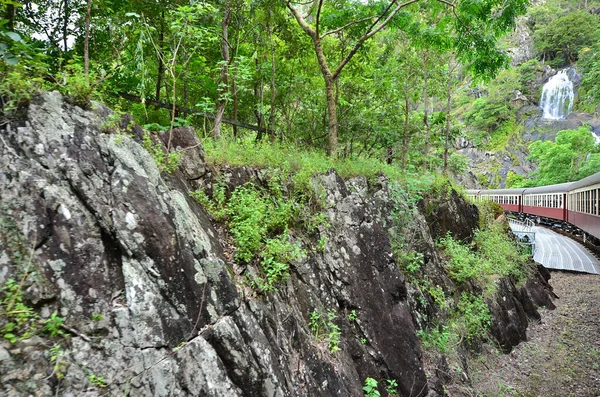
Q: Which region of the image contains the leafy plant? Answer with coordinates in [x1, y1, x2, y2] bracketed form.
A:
[142, 132, 182, 174]
[348, 309, 357, 322]
[317, 235, 327, 253]
[88, 373, 107, 388]
[57, 60, 97, 108]
[309, 309, 342, 353]
[418, 325, 453, 353]
[385, 379, 399, 396]
[0, 64, 44, 114]
[190, 182, 227, 221]
[362, 377, 380, 397]
[43, 312, 66, 337]
[437, 233, 479, 283]
[453, 292, 492, 342]
[92, 313, 104, 322]
[1, 278, 38, 343]
[49, 344, 67, 380]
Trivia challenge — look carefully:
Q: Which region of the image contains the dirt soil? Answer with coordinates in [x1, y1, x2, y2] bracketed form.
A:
[468, 271, 600, 397]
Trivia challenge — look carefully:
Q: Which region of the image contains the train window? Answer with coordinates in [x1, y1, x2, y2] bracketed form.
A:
[586, 190, 590, 214]
[559, 195, 563, 209]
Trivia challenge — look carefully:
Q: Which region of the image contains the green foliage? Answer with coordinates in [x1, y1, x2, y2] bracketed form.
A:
[309, 309, 342, 353]
[348, 309, 357, 322]
[579, 44, 600, 111]
[505, 171, 525, 188]
[317, 235, 327, 253]
[385, 379, 399, 396]
[57, 61, 97, 108]
[448, 153, 470, 174]
[462, 68, 520, 136]
[439, 220, 530, 289]
[526, 127, 600, 186]
[398, 251, 424, 275]
[438, 234, 479, 283]
[92, 313, 104, 322]
[428, 285, 448, 309]
[0, 63, 44, 114]
[453, 292, 492, 342]
[533, 11, 600, 67]
[362, 377, 380, 397]
[0, 278, 37, 343]
[193, 179, 304, 292]
[418, 325, 454, 353]
[49, 344, 67, 380]
[142, 132, 182, 174]
[88, 374, 107, 388]
[259, 231, 303, 291]
[203, 136, 412, 191]
[43, 312, 66, 337]
[190, 182, 228, 221]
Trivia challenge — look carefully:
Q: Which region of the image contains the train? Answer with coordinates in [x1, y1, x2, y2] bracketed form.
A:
[466, 171, 600, 244]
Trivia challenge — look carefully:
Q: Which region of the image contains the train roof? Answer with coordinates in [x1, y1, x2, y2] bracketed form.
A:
[522, 182, 573, 194]
[479, 188, 527, 195]
[567, 171, 600, 191]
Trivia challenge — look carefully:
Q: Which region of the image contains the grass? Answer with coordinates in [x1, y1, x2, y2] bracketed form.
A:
[203, 135, 433, 193]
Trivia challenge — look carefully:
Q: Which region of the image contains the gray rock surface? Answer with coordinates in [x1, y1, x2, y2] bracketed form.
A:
[0, 92, 429, 396]
[0, 91, 556, 396]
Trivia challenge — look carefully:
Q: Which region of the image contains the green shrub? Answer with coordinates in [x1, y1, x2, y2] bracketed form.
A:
[309, 309, 342, 353]
[1, 278, 38, 343]
[438, 234, 479, 283]
[194, 180, 304, 292]
[453, 292, 492, 342]
[142, 132, 182, 174]
[57, 61, 97, 108]
[362, 377, 380, 397]
[417, 325, 454, 353]
[0, 64, 44, 114]
[43, 312, 66, 337]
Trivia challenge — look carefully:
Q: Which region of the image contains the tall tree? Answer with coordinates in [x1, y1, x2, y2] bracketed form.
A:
[285, 0, 528, 157]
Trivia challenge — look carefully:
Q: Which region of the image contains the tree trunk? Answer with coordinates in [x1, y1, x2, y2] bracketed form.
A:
[232, 70, 238, 138]
[214, 0, 231, 139]
[325, 75, 338, 157]
[155, 11, 165, 101]
[5, 4, 15, 31]
[422, 52, 431, 171]
[84, 0, 92, 75]
[401, 93, 411, 168]
[62, 0, 69, 52]
[443, 60, 454, 172]
[269, 27, 277, 142]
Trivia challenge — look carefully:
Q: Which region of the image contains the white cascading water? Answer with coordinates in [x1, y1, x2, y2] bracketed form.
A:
[540, 70, 574, 120]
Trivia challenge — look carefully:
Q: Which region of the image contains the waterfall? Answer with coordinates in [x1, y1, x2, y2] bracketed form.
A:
[540, 70, 574, 120]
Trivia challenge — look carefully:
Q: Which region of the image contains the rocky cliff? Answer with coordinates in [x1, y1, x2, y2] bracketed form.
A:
[0, 91, 555, 396]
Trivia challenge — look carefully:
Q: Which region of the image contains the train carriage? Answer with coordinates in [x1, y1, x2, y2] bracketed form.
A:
[567, 173, 600, 239]
[465, 171, 600, 242]
[467, 188, 525, 213]
[521, 182, 572, 222]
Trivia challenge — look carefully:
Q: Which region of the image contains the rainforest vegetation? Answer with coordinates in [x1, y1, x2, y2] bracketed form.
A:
[1, 0, 600, 184]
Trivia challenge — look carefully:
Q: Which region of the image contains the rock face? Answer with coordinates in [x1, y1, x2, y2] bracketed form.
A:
[0, 92, 427, 396]
[0, 91, 555, 396]
[507, 18, 536, 66]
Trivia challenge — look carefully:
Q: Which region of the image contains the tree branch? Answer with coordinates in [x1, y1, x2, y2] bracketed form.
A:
[285, 0, 317, 40]
[332, 0, 421, 79]
[315, 0, 323, 37]
[321, 16, 377, 38]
